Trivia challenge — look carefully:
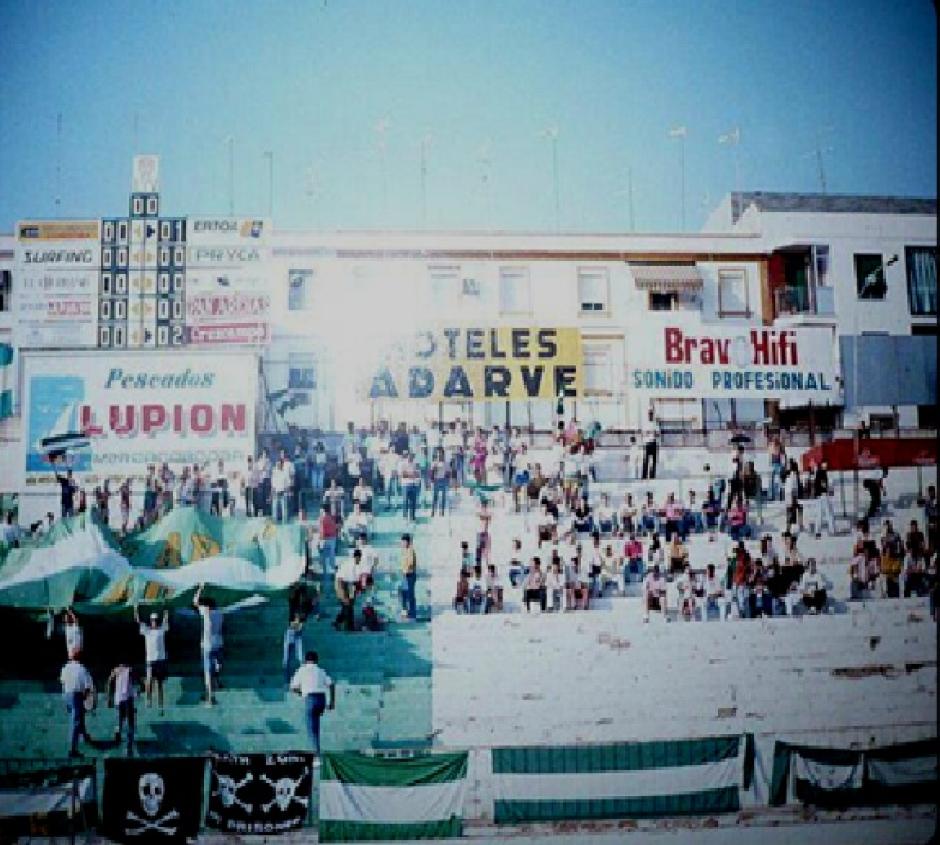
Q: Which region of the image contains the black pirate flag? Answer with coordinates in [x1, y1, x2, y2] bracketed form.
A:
[206, 751, 314, 834]
[102, 757, 204, 843]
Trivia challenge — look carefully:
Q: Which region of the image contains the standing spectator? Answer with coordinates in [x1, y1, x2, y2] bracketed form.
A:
[271, 454, 292, 523]
[641, 410, 660, 480]
[880, 520, 904, 597]
[257, 448, 272, 516]
[134, 606, 169, 713]
[310, 442, 327, 495]
[333, 552, 358, 632]
[317, 504, 338, 575]
[863, 468, 887, 521]
[243, 455, 258, 516]
[106, 657, 140, 756]
[785, 460, 802, 531]
[702, 563, 728, 621]
[119, 478, 132, 532]
[289, 651, 335, 756]
[60, 648, 95, 758]
[193, 584, 224, 706]
[55, 468, 78, 519]
[924, 485, 938, 551]
[484, 564, 504, 613]
[430, 448, 449, 517]
[623, 533, 644, 586]
[768, 435, 785, 501]
[143, 466, 158, 523]
[400, 453, 421, 523]
[62, 607, 84, 659]
[210, 461, 228, 516]
[545, 559, 565, 611]
[400, 534, 418, 621]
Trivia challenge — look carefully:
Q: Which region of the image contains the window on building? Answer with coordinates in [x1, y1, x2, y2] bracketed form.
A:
[289, 353, 317, 389]
[577, 267, 609, 312]
[428, 265, 460, 309]
[499, 267, 531, 313]
[288, 269, 313, 311]
[583, 345, 613, 395]
[718, 269, 749, 316]
[854, 253, 886, 300]
[905, 246, 937, 316]
[0, 270, 10, 312]
[649, 291, 678, 311]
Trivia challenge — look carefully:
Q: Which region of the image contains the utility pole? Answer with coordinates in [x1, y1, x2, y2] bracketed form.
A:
[668, 125, 687, 230]
[225, 136, 235, 215]
[263, 150, 274, 219]
[55, 112, 63, 214]
[541, 126, 560, 231]
[718, 126, 741, 193]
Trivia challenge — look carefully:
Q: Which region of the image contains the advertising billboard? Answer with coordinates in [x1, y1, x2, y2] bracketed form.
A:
[15, 222, 102, 348]
[363, 326, 584, 402]
[628, 324, 839, 403]
[21, 350, 258, 487]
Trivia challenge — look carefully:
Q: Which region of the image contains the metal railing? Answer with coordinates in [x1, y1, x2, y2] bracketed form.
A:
[773, 285, 835, 318]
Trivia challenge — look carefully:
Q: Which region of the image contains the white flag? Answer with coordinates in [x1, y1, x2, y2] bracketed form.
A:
[718, 127, 741, 145]
[667, 126, 687, 138]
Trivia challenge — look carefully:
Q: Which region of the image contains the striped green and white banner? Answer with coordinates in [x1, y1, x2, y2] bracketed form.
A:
[492, 736, 744, 824]
[319, 752, 468, 842]
[0, 344, 13, 419]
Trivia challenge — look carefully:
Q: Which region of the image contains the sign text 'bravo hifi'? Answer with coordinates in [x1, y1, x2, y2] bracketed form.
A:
[22, 351, 257, 485]
[367, 327, 583, 402]
[630, 325, 838, 402]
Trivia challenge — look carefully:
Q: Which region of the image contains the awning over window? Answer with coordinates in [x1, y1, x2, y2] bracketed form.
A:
[630, 263, 703, 292]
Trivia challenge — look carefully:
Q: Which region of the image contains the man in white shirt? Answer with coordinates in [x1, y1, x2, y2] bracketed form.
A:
[271, 456, 292, 523]
[135, 605, 169, 712]
[289, 651, 336, 755]
[800, 559, 828, 614]
[194, 584, 224, 706]
[701, 563, 729, 622]
[642, 564, 668, 622]
[60, 649, 95, 758]
[62, 607, 83, 658]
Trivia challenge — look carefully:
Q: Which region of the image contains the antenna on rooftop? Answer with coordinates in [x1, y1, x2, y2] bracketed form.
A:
[802, 127, 834, 194]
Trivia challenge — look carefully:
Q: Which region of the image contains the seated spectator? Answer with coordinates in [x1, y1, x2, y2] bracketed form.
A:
[880, 520, 904, 598]
[468, 566, 486, 614]
[848, 540, 869, 601]
[702, 487, 722, 530]
[536, 503, 557, 547]
[344, 502, 370, 544]
[647, 532, 664, 569]
[595, 494, 615, 535]
[572, 496, 594, 538]
[623, 533, 644, 588]
[352, 478, 373, 514]
[702, 563, 728, 621]
[760, 534, 781, 568]
[674, 565, 696, 621]
[484, 564, 504, 613]
[727, 495, 750, 541]
[663, 493, 685, 540]
[453, 570, 470, 613]
[618, 493, 638, 535]
[597, 544, 619, 597]
[667, 533, 689, 575]
[642, 564, 667, 622]
[545, 558, 565, 611]
[800, 558, 827, 614]
[564, 557, 590, 611]
[904, 520, 927, 593]
[507, 538, 527, 587]
[903, 547, 928, 598]
[750, 574, 773, 618]
[523, 558, 547, 613]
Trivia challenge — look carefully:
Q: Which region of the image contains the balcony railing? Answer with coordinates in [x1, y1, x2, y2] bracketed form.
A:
[774, 285, 834, 318]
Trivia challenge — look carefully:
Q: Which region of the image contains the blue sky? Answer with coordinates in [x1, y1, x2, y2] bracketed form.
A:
[0, 0, 935, 233]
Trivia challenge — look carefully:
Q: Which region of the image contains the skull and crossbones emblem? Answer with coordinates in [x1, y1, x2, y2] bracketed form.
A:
[211, 771, 253, 813]
[259, 772, 309, 813]
[126, 773, 179, 836]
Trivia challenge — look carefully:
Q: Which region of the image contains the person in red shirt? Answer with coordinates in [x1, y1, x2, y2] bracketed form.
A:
[318, 504, 338, 575]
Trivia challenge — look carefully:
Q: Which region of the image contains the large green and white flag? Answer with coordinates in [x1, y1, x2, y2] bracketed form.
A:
[0, 343, 13, 419]
[492, 736, 745, 824]
[319, 752, 468, 842]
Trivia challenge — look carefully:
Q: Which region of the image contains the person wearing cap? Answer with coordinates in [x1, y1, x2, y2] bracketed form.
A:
[60, 648, 95, 758]
[135, 604, 169, 712]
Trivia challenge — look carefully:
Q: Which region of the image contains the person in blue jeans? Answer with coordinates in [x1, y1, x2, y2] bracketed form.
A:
[60, 650, 95, 758]
[400, 534, 418, 620]
[289, 651, 335, 755]
[430, 449, 449, 516]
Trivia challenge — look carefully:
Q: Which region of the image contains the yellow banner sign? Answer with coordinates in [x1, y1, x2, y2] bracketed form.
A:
[365, 327, 583, 402]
